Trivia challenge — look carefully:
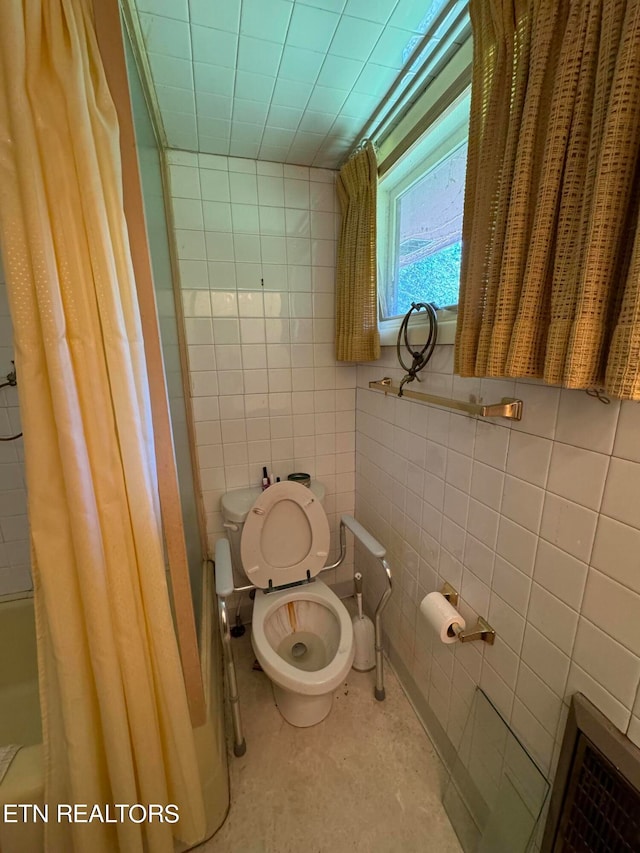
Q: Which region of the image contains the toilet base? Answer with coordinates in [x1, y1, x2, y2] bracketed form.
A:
[272, 682, 333, 727]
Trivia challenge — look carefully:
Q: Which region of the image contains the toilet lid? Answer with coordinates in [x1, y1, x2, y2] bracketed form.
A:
[240, 481, 330, 589]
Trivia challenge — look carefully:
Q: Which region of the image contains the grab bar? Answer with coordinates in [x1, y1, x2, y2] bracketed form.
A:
[338, 515, 393, 701]
[214, 539, 246, 757]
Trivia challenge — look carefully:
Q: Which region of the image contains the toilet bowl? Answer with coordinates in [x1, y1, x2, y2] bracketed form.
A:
[221, 480, 354, 727]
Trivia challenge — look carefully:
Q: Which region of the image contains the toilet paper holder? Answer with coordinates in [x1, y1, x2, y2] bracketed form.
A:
[441, 582, 496, 645]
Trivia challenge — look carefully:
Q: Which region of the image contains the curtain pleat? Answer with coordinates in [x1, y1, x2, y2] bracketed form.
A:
[455, 0, 640, 399]
[0, 2, 206, 851]
[335, 141, 380, 362]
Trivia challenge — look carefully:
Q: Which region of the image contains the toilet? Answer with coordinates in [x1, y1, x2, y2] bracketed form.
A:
[221, 480, 355, 727]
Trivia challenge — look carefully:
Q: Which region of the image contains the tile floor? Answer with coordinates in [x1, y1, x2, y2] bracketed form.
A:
[197, 631, 462, 853]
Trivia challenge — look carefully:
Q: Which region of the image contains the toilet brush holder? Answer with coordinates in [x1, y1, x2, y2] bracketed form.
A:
[352, 573, 376, 672]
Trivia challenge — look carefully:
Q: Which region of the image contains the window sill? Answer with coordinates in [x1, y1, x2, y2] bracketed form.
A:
[379, 311, 457, 347]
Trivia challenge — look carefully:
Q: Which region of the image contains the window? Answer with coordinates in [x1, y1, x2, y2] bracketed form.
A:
[378, 89, 471, 340]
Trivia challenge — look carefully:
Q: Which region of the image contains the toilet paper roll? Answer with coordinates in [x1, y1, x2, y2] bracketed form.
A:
[420, 592, 466, 644]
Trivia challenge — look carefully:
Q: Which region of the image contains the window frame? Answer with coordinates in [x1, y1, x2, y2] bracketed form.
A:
[377, 86, 471, 347]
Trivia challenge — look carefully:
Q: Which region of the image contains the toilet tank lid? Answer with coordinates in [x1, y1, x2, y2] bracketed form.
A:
[221, 480, 325, 523]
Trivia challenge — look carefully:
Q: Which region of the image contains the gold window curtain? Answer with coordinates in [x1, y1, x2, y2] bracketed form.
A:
[336, 141, 381, 362]
[0, 2, 206, 851]
[455, 0, 640, 399]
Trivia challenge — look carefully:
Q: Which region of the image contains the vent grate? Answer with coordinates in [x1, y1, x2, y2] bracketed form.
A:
[562, 738, 640, 853]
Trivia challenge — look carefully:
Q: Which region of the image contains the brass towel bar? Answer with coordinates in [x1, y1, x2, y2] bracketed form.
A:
[368, 377, 523, 422]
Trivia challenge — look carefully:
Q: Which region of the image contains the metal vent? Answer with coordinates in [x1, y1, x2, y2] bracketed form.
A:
[561, 737, 640, 852]
[543, 694, 640, 853]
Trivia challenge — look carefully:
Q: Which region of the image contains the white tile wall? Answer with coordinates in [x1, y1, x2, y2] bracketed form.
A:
[355, 347, 640, 783]
[167, 150, 356, 584]
[0, 263, 31, 596]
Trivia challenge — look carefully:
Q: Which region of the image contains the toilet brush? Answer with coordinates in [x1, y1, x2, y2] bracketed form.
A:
[352, 572, 376, 671]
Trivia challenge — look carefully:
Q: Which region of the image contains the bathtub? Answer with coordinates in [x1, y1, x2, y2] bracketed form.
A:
[0, 594, 44, 853]
[0, 565, 228, 852]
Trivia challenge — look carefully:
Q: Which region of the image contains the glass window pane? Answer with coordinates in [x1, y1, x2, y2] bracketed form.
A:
[392, 140, 467, 316]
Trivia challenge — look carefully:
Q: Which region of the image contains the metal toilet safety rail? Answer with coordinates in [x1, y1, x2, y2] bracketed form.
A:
[214, 514, 393, 757]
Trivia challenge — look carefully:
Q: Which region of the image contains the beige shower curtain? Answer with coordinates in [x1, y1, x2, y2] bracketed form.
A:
[455, 0, 640, 399]
[0, 2, 206, 851]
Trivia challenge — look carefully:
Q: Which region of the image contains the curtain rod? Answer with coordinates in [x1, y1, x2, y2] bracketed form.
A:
[342, 0, 466, 166]
[377, 65, 471, 177]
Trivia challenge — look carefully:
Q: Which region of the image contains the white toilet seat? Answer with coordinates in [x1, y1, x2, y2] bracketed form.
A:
[240, 481, 330, 589]
[251, 580, 355, 696]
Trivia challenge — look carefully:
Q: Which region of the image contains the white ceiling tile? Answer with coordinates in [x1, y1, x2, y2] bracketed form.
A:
[267, 105, 304, 130]
[199, 137, 231, 155]
[328, 16, 383, 60]
[330, 114, 366, 137]
[297, 0, 347, 11]
[137, 0, 188, 19]
[162, 112, 198, 147]
[148, 53, 193, 89]
[343, 0, 398, 24]
[193, 63, 235, 97]
[272, 78, 314, 108]
[230, 122, 265, 145]
[229, 140, 261, 159]
[241, 0, 293, 43]
[234, 70, 276, 103]
[139, 14, 191, 60]
[133, 0, 468, 169]
[259, 145, 293, 162]
[285, 151, 315, 166]
[290, 131, 325, 150]
[237, 36, 284, 76]
[368, 26, 415, 68]
[352, 62, 398, 95]
[316, 54, 364, 89]
[196, 92, 233, 119]
[341, 90, 380, 118]
[233, 99, 270, 125]
[287, 5, 340, 53]
[262, 127, 297, 147]
[317, 136, 352, 156]
[169, 128, 200, 150]
[306, 85, 348, 113]
[387, 0, 442, 33]
[162, 111, 198, 137]
[156, 85, 196, 114]
[191, 26, 238, 67]
[189, 0, 241, 33]
[279, 46, 325, 83]
[298, 111, 334, 134]
[312, 151, 339, 167]
[197, 117, 231, 138]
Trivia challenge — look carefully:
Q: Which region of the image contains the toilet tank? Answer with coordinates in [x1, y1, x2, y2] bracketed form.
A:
[220, 481, 326, 588]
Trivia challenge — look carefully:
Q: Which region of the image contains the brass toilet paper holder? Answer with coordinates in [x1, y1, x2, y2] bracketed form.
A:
[441, 582, 496, 645]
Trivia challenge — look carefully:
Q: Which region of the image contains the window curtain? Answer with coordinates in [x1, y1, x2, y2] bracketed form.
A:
[455, 0, 640, 399]
[335, 141, 381, 362]
[0, 2, 206, 852]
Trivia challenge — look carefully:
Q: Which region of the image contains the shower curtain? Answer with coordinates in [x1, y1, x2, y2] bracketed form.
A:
[0, 2, 206, 851]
